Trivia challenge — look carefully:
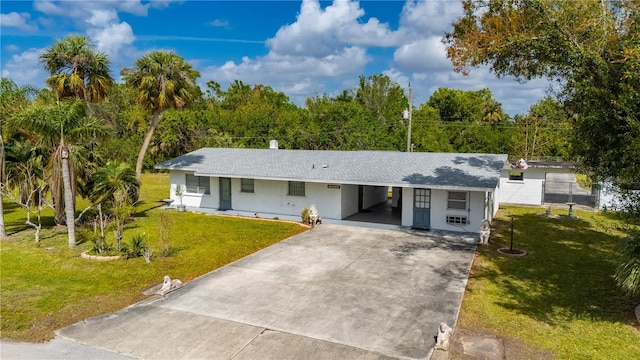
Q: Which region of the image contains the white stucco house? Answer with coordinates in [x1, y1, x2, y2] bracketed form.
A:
[155, 148, 508, 233]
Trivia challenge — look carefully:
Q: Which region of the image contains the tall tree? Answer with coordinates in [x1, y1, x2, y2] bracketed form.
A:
[444, 0, 640, 296]
[11, 99, 106, 247]
[38, 34, 112, 245]
[512, 97, 572, 160]
[40, 34, 113, 108]
[355, 74, 408, 150]
[444, 0, 640, 185]
[121, 50, 200, 180]
[0, 78, 37, 238]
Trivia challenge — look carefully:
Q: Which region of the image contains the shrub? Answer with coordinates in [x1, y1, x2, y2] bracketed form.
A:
[123, 233, 149, 259]
[158, 212, 172, 257]
[301, 207, 310, 224]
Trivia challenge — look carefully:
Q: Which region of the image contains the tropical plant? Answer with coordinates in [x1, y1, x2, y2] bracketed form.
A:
[89, 161, 140, 251]
[0, 78, 37, 238]
[121, 50, 200, 179]
[89, 161, 140, 206]
[39, 34, 113, 107]
[10, 99, 107, 247]
[616, 229, 640, 296]
[122, 233, 149, 259]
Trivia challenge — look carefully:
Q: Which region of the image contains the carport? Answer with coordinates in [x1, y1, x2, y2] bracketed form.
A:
[344, 195, 402, 225]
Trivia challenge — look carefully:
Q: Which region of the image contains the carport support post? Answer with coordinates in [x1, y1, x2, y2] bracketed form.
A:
[510, 216, 514, 251]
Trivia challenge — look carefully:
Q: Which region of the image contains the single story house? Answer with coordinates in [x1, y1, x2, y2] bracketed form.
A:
[155, 147, 507, 233]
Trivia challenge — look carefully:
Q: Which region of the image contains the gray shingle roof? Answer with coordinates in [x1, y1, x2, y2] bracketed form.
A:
[155, 148, 507, 191]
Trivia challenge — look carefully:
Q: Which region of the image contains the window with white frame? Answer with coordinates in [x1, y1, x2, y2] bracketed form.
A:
[185, 174, 210, 194]
[288, 181, 305, 196]
[447, 191, 467, 210]
[508, 171, 524, 181]
[446, 215, 468, 225]
[241, 178, 254, 193]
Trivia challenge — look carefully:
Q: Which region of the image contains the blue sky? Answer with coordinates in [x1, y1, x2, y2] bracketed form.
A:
[1, 0, 549, 115]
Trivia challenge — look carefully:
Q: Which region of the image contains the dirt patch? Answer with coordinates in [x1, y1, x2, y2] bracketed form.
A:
[446, 327, 555, 360]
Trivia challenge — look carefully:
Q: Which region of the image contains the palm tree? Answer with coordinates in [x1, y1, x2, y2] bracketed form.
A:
[39, 34, 113, 108]
[482, 99, 503, 126]
[121, 50, 200, 180]
[37, 35, 112, 246]
[11, 99, 107, 247]
[89, 161, 140, 206]
[0, 78, 37, 238]
[89, 161, 140, 250]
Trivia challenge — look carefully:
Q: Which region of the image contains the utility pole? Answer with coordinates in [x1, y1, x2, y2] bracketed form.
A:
[404, 84, 413, 152]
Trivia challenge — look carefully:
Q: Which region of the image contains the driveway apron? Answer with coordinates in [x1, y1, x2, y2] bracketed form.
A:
[57, 224, 477, 360]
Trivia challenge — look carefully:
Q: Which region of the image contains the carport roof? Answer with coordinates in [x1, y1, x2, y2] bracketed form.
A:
[155, 148, 507, 191]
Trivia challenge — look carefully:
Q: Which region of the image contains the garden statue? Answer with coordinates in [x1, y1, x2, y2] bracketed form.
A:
[156, 275, 183, 295]
[308, 204, 321, 227]
[479, 219, 491, 244]
[435, 322, 454, 350]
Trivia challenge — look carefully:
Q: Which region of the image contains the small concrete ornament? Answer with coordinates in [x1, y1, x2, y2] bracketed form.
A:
[435, 322, 454, 350]
[308, 204, 321, 227]
[479, 219, 491, 245]
[155, 275, 183, 296]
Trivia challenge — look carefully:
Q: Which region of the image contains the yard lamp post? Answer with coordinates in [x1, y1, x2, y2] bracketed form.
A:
[510, 215, 515, 251]
[403, 84, 413, 152]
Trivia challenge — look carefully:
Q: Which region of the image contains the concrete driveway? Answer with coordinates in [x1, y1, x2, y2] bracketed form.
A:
[3, 224, 477, 360]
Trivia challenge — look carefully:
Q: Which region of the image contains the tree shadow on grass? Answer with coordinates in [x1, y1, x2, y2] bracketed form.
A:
[477, 211, 638, 326]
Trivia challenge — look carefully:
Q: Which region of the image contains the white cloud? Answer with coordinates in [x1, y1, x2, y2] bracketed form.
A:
[86, 9, 119, 27]
[1, 48, 47, 87]
[33, 1, 67, 16]
[267, 0, 401, 58]
[4, 44, 20, 52]
[32, 2, 138, 68]
[393, 37, 451, 72]
[34, 0, 175, 18]
[202, 46, 369, 105]
[210, 19, 229, 28]
[400, 0, 462, 37]
[88, 22, 135, 60]
[0, 12, 38, 31]
[205, 46, 368, 83]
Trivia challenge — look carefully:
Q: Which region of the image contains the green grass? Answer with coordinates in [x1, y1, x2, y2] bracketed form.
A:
[575, 173, 592, 191]
[1, 173, 306, 342]
[459, 206, 640, 359]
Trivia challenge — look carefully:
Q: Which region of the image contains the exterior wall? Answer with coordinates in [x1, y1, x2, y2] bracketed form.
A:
[169, 171, 490, 233]
[431, 190, 483, 233]
[499, 168, 545, 205]
[401, 188, 486, 233]
[169, 171, 217, 208]
[401, 189, 413, 227]
[229, 179, 343, 219]
[341, 184, 359, 219]
[362, 185, 388, 208]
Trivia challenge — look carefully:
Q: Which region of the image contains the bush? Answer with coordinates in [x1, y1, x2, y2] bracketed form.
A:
[616, 229, 640, 296]
[122, 233, 149, 259]
[301, 207, 310, 224]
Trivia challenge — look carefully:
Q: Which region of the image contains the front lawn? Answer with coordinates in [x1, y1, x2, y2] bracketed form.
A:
[0, 173, 306, 342]
[457, 206, 640, 359]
